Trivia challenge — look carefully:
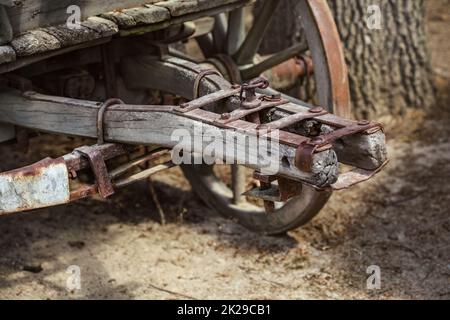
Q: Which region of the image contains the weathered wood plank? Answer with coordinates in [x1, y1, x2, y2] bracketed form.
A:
[5, 0, 160, 35]
[100, 5, 170, 28]
[0, 37, 110, 74]
[11, 29, 61, 56]
[10, 17, 118, 57]
[0, 1, 17, 6]
[0, 89, 339, 187]
[44, 17, 118, 48]
[0, 5, 13, 45]
[155, 0, 242, 17]
[5, 0, 242, 35]
[0, 45, 15, 64]
[0, 124, 14, 142]
[269, 107, 387, 170]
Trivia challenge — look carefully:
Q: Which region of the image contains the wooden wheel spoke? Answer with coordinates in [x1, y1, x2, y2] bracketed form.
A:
[240, 43, 309, 80]
[226, 7, 246, 56]
[231, 164, 246, 204]
[263, 200, 275, 214]
[233, 0, 281, 65]
[212, 13, 228, 53]
[197, 33, 215, 58]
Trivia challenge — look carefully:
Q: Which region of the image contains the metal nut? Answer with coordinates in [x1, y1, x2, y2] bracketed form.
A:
[309, 106, 325, 113]
[221, 113, 231, 120]
[310, 137, 325, 145]
[358, 120, 370, 126]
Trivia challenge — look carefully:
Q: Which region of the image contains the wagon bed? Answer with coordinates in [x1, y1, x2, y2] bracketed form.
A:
[0, 0, 247, 68]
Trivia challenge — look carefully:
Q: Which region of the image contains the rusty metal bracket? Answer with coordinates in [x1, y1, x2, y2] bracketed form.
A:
[175, 86, 241, 113]
[331, 160, 389, 190]
[257, 106, 328, 132]
[97, 98, 124, 145]
[193, 69, 222, 99]
[239, 77, 269, 109]
[214, 97, 289, 125]
[75, 145, 115, 198]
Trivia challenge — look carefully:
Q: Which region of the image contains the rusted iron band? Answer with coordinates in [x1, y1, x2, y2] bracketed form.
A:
[257, 107, 328, 132]
[75, 145, 114, 198]
[193, 69, 222, 100]
[97, 98, 124, 145]
[215, 98, 289, 125]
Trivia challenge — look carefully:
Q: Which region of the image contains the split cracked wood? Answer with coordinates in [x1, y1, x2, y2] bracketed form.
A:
[269, 106, 387, 170]
[0, 89, 339, 187]
[10, 17, 118, 57]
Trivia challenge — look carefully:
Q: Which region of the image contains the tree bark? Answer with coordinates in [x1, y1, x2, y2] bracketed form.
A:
[258, 0, 436, 119]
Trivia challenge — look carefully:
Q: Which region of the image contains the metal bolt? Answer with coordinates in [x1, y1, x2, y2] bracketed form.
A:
[310, 137, 325, 145]
[271, 93, 282, 101]
[221, 113, 231, 120]
[309, 106, 325, 113]
[358, 120, 370, 126]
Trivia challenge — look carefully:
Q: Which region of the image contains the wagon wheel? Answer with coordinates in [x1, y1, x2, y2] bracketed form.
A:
[180, 0, 351, 235]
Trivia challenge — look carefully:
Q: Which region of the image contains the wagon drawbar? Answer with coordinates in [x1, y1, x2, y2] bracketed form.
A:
[0, 0, 387, 234]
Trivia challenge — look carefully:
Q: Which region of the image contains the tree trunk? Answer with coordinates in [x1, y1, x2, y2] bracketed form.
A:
[259, 0, 436, 119]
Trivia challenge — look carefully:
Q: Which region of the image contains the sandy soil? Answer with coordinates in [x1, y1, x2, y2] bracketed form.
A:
[0, 1, 448, 300]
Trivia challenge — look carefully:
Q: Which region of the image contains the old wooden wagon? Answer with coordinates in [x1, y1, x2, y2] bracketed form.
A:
[0, 0, 387, 234]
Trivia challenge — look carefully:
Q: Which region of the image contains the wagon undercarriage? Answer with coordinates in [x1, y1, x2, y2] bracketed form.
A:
[0, 0, 387, 234]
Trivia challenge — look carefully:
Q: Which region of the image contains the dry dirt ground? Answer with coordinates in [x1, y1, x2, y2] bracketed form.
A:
[0, 2, 449, 300]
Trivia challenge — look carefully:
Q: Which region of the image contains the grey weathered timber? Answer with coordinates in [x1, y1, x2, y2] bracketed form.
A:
[0, 37, 110, 74]
[0, 123, 14, 143]
[5, 0, 160, 35]
[226, 7, 245, 55]
[270, 106, 387, 170]
[100, 5, 170, 28]
[5, 0, 243, 35]
[116, 0, 249, 37]
[0, 5, 13, 45]
[10, 17, 118, 57]
[121, 55, 385, 173]
[0, 0, 250, 70]
[11, 30, 61, 57]
[0, 89, 338, 187]
[0, 45, 15, 64]
[233, 0, 281, 65]
[121, 55, 229, 99]
[155, 0, 241, 17]
[0, 1, 16, 6]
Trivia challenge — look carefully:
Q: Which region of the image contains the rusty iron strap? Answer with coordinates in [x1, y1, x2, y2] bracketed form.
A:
[193, 69, 223, 99]
[175, 86, 242, 113]
[75, 145, 114, 198]
[97, 98, 124, 145]
[215, 98, 289, 125]
[257, 106, 328, 132]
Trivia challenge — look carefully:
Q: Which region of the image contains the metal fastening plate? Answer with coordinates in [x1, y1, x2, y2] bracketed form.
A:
[75, 146, 114, 198]
[0, 158, 70, 215]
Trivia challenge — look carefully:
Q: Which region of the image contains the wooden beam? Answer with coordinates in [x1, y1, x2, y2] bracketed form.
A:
[270, 107, 387, 170]
[0, 89, 339, 187]
[5, 0, 159, 35]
